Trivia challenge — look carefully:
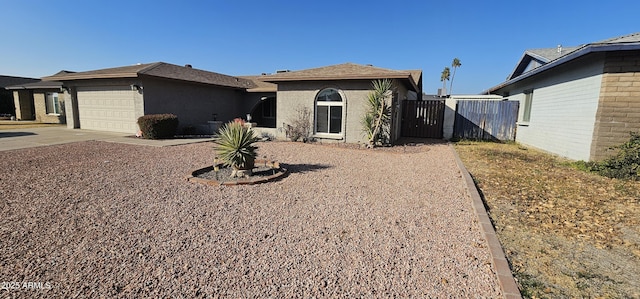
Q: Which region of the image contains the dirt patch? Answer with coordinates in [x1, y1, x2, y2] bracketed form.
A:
[454, 141, 640, 298]
[0, 140, 500, 297]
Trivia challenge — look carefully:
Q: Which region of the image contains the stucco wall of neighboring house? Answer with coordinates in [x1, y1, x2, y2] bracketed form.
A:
[591, 50, 640, 161]
[141, 77, 244, 134]
[33, 91, 65, 124]
[498, 54, 605, 161]
[275, 79, 406, 144]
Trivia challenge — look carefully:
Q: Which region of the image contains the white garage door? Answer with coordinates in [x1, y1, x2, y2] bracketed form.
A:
[77, 86, 138, 133]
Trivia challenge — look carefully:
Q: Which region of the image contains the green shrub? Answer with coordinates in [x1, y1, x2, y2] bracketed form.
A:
[594, 132, 640, 180]
[214, 120, 259, 171]
[137, 114, 179, 139]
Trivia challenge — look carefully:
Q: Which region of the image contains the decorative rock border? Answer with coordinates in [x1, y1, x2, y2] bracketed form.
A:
[187, 159, 287, 186]
[450, 144, 522, 299]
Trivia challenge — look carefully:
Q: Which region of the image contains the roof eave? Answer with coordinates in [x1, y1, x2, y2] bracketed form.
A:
[42, 73, 140, 81]
[263, 73, 420, 92]
[484, 43, 640, 94]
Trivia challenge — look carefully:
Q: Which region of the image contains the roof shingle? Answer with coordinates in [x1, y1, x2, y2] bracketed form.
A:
[259, 63, 421, 91]
[42, 62, 255, 89]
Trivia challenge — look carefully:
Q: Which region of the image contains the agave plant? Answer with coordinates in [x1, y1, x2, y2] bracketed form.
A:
[214, 121, 259, 177]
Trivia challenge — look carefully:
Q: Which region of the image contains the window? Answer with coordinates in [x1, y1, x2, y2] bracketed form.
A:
[522, 89, 533, 122]
[315, 88, 343, 135]
[45, 92, 61, 114]
[262, 97, 276, 118]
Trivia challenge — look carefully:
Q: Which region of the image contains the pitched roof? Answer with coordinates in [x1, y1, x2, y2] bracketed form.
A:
[259, 63, 422, 92]
[507, 46, 580, 80]
[238, 76, 277, 92]
[0, 75, 40, 88]
[486, 32, 640, 94]
[5, 80, 62, 90]
[593, 32, 640, 44]
[42, 62, 255, 89]
[527, 46, 580, 62]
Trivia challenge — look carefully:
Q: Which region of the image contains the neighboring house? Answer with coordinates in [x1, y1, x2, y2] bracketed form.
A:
[256, 63, 422, 144]
[0, 75, 41, 118]
[486, 32, 640, 161]
[6, 79, 65, 123]
[42, 62, 274, 134]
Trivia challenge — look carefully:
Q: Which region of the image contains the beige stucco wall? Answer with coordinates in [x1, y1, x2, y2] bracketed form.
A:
[275, 79, 410, 144]
[591, 50, 640, 161]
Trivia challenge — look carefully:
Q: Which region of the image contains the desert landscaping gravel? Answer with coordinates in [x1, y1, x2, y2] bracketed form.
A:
[0, 140, 502, 298]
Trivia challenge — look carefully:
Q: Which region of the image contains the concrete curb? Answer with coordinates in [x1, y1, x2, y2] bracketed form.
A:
[450, 144, 522, 299]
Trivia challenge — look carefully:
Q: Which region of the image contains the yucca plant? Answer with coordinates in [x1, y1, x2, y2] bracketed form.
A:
[214, 121, 259, 177]
[362, 79, 393, 148]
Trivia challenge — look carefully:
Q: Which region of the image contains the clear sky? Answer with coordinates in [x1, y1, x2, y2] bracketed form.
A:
[1, 0, 638, 94]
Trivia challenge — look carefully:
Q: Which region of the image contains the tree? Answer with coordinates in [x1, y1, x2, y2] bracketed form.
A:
[449, 58, 462, 95]
[440, 67, 450, 95]
[362, 79, 393, 148]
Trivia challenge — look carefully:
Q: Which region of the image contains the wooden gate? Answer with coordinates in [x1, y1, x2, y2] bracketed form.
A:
[401, 100, 445, 138]
[453, 100, 519, 141]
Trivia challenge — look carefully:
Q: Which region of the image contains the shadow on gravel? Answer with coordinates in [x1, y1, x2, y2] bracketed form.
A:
[0, 131, 37, 138]
[283, 163, 333, 174]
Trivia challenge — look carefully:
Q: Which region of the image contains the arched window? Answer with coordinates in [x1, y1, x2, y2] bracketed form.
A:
[315, 88, 343, 135]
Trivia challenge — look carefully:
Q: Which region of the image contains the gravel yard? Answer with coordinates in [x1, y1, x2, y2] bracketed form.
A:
[0, 140, 501, 297]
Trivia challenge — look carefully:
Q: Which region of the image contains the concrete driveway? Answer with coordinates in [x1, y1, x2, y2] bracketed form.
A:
[0, 126, 213, 151]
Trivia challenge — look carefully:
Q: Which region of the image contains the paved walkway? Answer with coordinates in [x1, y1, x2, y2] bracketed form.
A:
[0, 126, 213, 151]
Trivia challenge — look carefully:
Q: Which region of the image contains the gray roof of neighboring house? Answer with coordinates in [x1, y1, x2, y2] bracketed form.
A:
[526, 46, 580, 62]
[507, 46, 581, 80]
[486, 32, 640, 94]
[5, 80, 62, 90]
[259, 63, 422, 92]
[593, 32, 640, 44]
[42, 62, 256, 90]
[0, 75, 40, 89]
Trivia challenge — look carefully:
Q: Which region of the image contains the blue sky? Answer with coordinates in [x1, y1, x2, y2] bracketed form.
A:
[1, 0, 638, 94]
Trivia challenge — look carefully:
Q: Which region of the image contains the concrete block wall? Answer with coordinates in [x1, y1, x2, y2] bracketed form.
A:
[591, 50, 640, 161]
[497, 55, 604, 161]
[33, 91, 65, 124]
[13, 90, 33, 120]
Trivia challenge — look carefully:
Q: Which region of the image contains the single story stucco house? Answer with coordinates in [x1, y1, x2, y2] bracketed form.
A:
[0, 75, 41, 119]
[40, 62, 274, 134]
[256, 63, 422, 144]
[28, 62, 421, 144]
[486, 32, 640, 161]
[6, 79, 65, 123]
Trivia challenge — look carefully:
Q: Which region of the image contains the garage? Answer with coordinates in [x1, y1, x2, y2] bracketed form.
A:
[76, 86, 140, 133]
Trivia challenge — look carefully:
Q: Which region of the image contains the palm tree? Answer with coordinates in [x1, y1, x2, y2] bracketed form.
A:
[449, 58, 461, 95]
[440, 67, 450, 96]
